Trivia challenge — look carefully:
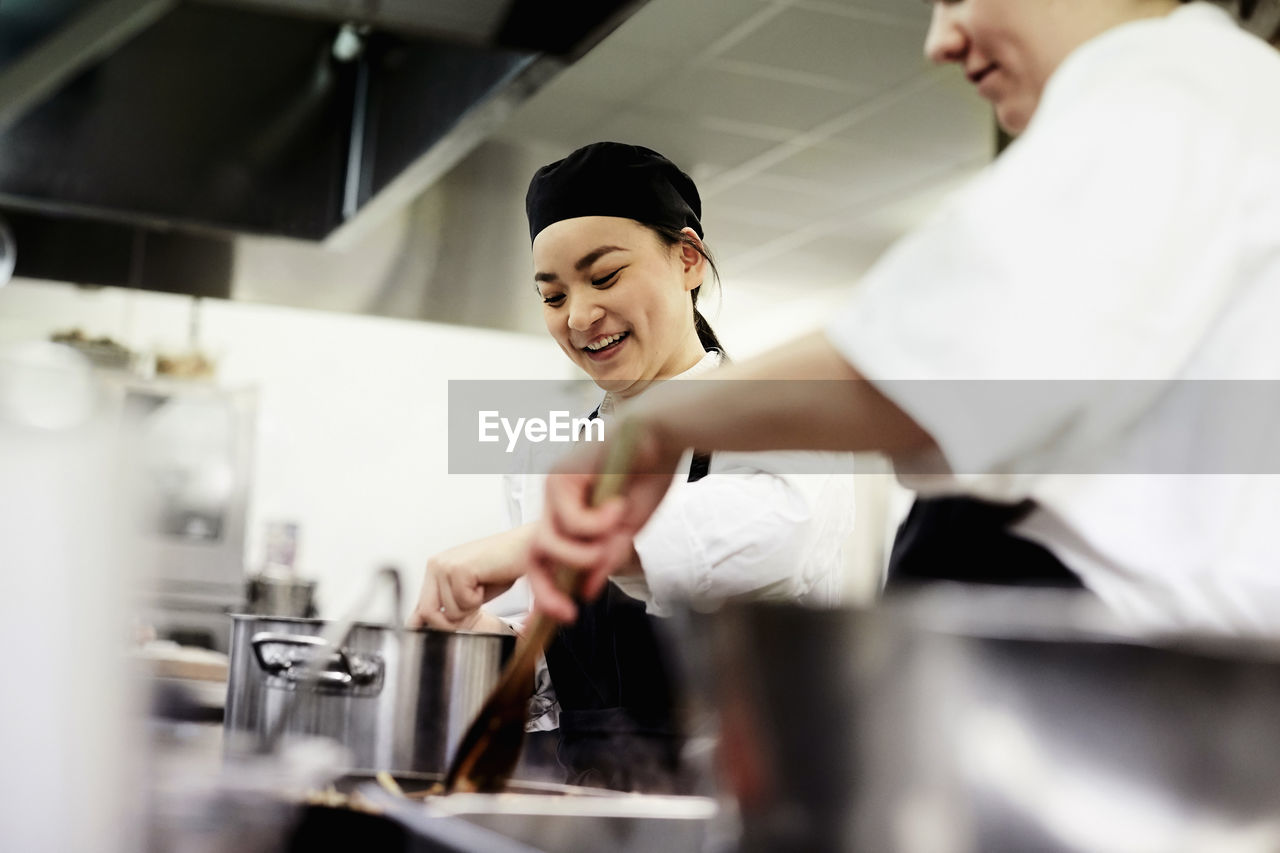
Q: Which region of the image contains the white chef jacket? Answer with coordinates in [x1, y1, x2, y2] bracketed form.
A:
[827, 3, 1280, 633]
[485, 350, 856, 729]
[490, 350, 857, 619]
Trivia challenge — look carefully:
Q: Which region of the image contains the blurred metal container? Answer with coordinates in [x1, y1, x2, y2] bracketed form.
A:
[243, 522, 315, 618]
[0, 215, 13, 286]
[691, 587, 1280, 853]
[243, 572, 317, 618]
[404, 790, 721, 853]
[224, 615, 514, 775]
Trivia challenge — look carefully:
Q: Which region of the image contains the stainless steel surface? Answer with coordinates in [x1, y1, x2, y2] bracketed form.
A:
[244, 573, 317, 619]
[98, 373, 257, 654]
[257, 564, 406, 753]
[249, 631, 381, 689]
[691, 587, 1280, 853]
[407, 790, 721, 853]
[0, 215, 12, 286]
[109, 374, 258, 595]
[224, 614, 515, 775]
[142, 590, 241, 653]
[148, 724, 344, 853]
[318, 785, 550, 853]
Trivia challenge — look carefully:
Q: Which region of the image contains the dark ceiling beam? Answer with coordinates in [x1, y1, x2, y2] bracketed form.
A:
[194, 0, 507, 44]
[0, 0, 175, 132]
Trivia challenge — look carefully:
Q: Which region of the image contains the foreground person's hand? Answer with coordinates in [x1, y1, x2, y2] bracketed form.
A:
[409, 524, 534, 630]
[527, 417, 683, 622]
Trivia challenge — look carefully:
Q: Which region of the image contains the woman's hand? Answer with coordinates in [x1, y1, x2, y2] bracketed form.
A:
[408, 523, 535, 630]
[527, 417, 682, 622]
[451, 609, 518, 635]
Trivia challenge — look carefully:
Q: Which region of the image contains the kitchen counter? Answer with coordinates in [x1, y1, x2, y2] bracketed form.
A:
[145, 716, 729, 853]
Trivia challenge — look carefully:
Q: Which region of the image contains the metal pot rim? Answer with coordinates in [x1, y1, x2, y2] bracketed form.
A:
[227, 612, 513, 639]
[706, 587, 1280, 662]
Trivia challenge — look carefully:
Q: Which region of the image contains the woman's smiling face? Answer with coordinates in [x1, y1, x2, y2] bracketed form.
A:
[924, 0, 1070, 134]
[532, 216, 706, 398]
[923, 0, 1178, 134]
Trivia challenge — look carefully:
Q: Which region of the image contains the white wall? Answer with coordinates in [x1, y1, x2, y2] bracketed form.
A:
[0, 279, 570, 619]
[0, 269, 904, 617]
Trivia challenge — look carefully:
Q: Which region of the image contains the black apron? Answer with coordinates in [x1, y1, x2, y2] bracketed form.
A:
[887, 495, 1083, 589]
[542, 442, 711, 793]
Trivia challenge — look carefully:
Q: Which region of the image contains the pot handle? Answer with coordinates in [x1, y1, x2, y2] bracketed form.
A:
[259, 566, 403, 754]
[250, 631, 370, 687]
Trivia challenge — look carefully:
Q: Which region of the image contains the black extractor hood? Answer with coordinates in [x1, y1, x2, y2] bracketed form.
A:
[0, 0, 646, 250]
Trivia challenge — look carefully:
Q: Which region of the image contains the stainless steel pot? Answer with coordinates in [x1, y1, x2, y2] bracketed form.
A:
[684, 587, 1280, 853]
[224, 614, 514, 775]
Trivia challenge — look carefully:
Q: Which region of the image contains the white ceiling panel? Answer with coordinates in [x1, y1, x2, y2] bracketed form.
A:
[722, 248, 856, 293]
[754, 139, 935, 204]
[539, 42, 680, 106]
[702, 212, 801, 257]
[853, 164, 988, 232]
[719, 6, 930, 89]
[590, 109, 786, 180]
[496, 87, 620, 147]
[706, 175, 859, 229]
[797, 226, 904, 275]
[609, 0, 772, 56]
[833, 70, 995, 162]
[455, 0, 995, 341]
[637, 62, 876, 134]
[795, 0, 931, 27]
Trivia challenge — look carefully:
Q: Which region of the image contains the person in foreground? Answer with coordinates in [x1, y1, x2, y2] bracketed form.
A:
[528, 0, 1280, 634]
[411, 142, 856, 789]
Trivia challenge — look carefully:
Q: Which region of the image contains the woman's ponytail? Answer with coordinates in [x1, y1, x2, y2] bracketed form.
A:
[692, 302, 725, 355]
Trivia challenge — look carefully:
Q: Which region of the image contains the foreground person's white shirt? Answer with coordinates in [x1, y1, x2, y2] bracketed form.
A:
[827, 3, 1280, 633]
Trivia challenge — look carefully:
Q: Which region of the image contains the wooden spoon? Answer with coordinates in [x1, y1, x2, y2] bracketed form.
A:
[443, 418, 642, 793]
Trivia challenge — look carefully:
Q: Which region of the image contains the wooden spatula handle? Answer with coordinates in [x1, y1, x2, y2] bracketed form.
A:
[549, 417, 642, 601]
[443, 418, 645, 793]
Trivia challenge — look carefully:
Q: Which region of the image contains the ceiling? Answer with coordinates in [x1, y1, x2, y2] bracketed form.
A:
[490, 0, 995, 348]
[0, 0, 998, 351]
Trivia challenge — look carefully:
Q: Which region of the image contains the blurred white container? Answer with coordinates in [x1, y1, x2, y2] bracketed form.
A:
[0, 342, 142, 853]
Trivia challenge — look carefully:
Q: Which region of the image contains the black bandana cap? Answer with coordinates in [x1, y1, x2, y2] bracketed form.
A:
[525, 141, 702, 243]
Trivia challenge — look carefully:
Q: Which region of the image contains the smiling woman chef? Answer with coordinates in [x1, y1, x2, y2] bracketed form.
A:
[410, 142, 856, 790]
[528, 0, 1280, 634]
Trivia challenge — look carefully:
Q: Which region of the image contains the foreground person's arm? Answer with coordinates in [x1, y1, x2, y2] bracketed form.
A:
[527, 331, 934, 621]
[637, 330, 930, 454]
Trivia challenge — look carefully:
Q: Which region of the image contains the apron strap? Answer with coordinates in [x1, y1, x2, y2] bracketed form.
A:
[587, 406, 712, 484]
